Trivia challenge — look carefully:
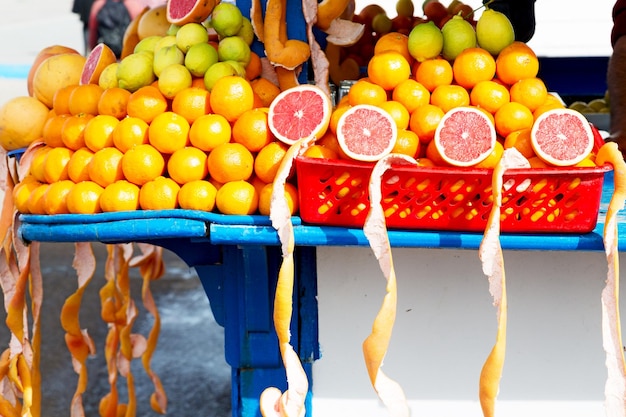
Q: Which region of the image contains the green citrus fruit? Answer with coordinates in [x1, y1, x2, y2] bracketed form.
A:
[176, 22, 209, 53]
[185, 42, 219, 77]
[204, 62, 238, 91]
[158, 64, 193, 99]
[476, 9, 515, 56]
[117, 53, 156, 92]
[441, 15, 476, 61]
[153, 44, 185, 77]
[408, 21, 444, 62]
[210, 3, 244, 38]
[217, 36, 251, 64]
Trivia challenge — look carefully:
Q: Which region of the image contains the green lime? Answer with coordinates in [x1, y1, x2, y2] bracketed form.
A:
[176, 22, 209, 53]
[158, 64, 193, 99]
[98, 63, 119, 89]
[204, 62, 238, 91]
[222, 60, 247, 77]
[153, 44, 185, 77]
[236, 17, 255, 46]
[408, 21, 443, 62]
[210, 3, 243, 38]
[441, 15, 476, 61]
[217, 36, 251, 64]
[185, 42, 219, 77]
[117, 53, 155, 92]
[154, 35, 178, 52]
[476, 9, 515, 56]
[134, 35, 162, 54]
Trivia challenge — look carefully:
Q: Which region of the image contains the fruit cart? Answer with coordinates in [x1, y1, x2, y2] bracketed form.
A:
[15, 166, 623, 417]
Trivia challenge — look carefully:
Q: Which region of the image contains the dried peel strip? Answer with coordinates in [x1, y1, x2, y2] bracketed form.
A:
[362, 154, 415, 417]
[302, 0, 329, 95]
[596, 142, 626, 415]
[478, 148, 530, 417]
[263, 0, 310, 70]
[261, 137, 315, 417]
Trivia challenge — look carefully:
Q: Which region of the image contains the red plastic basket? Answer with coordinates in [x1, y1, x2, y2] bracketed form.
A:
[295, 155, 611, 233]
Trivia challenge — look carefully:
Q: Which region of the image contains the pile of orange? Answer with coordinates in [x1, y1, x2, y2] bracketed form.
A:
[315, 32, 591, 169]
[15, 75, 299, 217]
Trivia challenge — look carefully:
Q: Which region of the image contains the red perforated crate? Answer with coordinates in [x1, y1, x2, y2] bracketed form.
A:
[295, 155, 611, 233]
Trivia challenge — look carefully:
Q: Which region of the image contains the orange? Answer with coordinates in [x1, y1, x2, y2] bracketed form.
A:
[495, 41, 539, 85]
[367, 51, 411, 90]
[258, 182, 298, 216]
[409, 104, 445, 144]
[347, 79, 387, 106]
[171, 87, 211, 124]
[452, 47, 496, 90]
[29, 146, 53, 183]
[503, 128, 536, 158]
[253, 141, 288, 183]
[215, 180, 259, 215]
[392, 79, 430, 114]
[27, 183, 50, 214]
[425, 139, 449, 166]
[317, 131, 350, 159]
[121, 144, 166, 186]
[167, 146, 209, 185]
[494, 101, 534, 138]
[189, 114, 231, 152]
[302, 144, 339, 159]
[43, 146, 74, 184]
[414, 57, 453, 92]
[470, 80, 510, 115]
[139, 176, 181, 210]
[245, 51, 263, 81]
[207, 142, 254, 183]
[533, 98, 565, 120]
[126, 85, 168, 123]
[52, 84, 78, 115]
[209, 76, 255, 123]
[329, 103, 351, 134]
[43, 179, 74, 215]
[148, 111, 191, 154]
[62, 114, 94, 150]
[250, 78, 281, 108]
[97, 87, 131, 119]
[430, 84, 470, 113]
[88, 147, 125, 188]
[509, 77, 548, 112]
[99, 180, 140, 212]
[232, 108, 274, 152]
[473, 140, 504, 169]
[528, 156, 549, 168]
[391, 128, 420, 158]
[84, 114, 120, 152]
[178, 180, 218, 211]
[112, 116, 149, 153]
[374, 32, 413, 65]
[68, 83, 104, 116]
[32, 53, 86, 108]
[377, 100, 410, 130]
[13, 176, 42, 214]
[42, 113, 71, 147]
[67, 147, 95, 183]
[66, 180, 104, 214]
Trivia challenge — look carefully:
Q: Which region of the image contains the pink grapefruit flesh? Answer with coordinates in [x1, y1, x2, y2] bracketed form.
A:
[166, 0, 218, 25]
[268, 85, 332, 145]
[530, 108, 594, 167]
[336, 104, 398, 162]
[80, 43, 116, 85]
[433, 106, 496, 167]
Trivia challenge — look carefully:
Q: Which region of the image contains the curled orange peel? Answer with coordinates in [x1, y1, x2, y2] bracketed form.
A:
[362, 153, 415, 417]
[315, 0, 351, 30]
[478, 148, 530, 417]
[260, 136, 316, 417]
[595, 142, 626, 414]
[263, 0, 310, 70]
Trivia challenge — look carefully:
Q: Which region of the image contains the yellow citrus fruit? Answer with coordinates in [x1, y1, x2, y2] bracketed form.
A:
[68, 83, 104, 116]
[470, 80, 510, 114]
[13, 176, 42, 214]
[61, 113, 94, 150]
[167, 146, 209, 185]
[121, 144, 166, 186]
[391, 79, 430, 114]
[215, 180, 258, 215]
[409, 103, 445, 143]
[367, 51, 411, 91]
[84, 114, 120, 152]
[149, 111, 191, 154]
[99, 180, 140, 212]
[88, 147, 125, 188]
[67, 147, 95, 183]
[494, 101, 534, 138]
[209, 75, 255, 122]
[503, 128, 536, 158]
[112, 116, 149, 153]
[250, 77, 281, 108]
[32, 53, 86, 108]
[126, 85, 168, 123]
[473, 140, 504, 168]
[29, 146, 53, 183]
[171, 86, 211, 124]
[253, 141, 288, 183]
[42, 113, 71, 148]
[27, 183, 50, 214]
[391, 128, 420, 158]
[189, 113, 231, 151]
[178, 179, 218, 211]
[66, 180, 104, 214]
[414, 57, 453, 92]
[430, 84, 470, 113]
[52, 84, 78, 115]
[347, 79, 387, 106]
[158, 63, 193, 99]
[302, 144, 339, 159]
[43, 179, 74, 215]
[0, 96, 51, 151]
[97, 87, 131, 119]
[452, 47, 496, 90]
[207, 142, 254, 183]
[43, 146, 74, 184]
[232, 108, 273, 152]
[139, 176, 181, 210]
[509, 77, 549, 112]
[258, 182, 298, 216]
[377, 100, 410, 130]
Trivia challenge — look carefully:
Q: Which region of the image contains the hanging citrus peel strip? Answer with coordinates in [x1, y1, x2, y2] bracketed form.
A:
[260, 136, 315, 417]
[262, 0, 310, 71]
[595, 142, 626, 415]
[362, 154, 414, 417]
[478, 148, 530, 417]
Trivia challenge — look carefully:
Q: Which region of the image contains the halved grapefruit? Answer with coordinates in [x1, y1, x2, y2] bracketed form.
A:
[530, 108, 594, 167]
[267, 85, 332, 145]
[433, 106, 496, 167]
[80, 43, 117, 85]
[336, 104, 398, 162]
[166, 0, 220, 25]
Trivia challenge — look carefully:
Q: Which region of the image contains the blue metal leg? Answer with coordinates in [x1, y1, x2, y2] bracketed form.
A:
[163, 241, 319, 417]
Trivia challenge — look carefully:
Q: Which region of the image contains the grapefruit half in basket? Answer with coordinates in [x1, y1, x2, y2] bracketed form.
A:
[433, 106, 496, 167]
[336, 104, 398, 162]
[267, 85, 333, 145]
[530, 108, 594, 167]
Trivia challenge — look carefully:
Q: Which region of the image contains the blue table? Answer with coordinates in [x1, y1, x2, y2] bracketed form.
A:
[18, 171, 624, 417]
